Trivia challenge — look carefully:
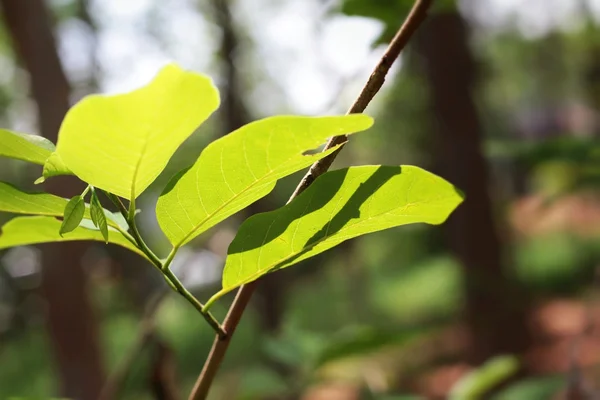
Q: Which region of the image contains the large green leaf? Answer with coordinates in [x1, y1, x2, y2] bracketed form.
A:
[0, 216, 146, 259]
[0, 129, 55, 165]
[156, 115, 373, 248]
[0, 181, 126, 230]
[208, 165, 463, 306]
[54, 63, 220, 200]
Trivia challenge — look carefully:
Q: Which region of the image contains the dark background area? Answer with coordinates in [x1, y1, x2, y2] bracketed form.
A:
[1, 0, 600, 399]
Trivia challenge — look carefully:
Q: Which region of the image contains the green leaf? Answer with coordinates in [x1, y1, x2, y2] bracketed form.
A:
[90, 191, 108, 243]
[0, 181, 126, 231]
[54, 63, 220, 200]
[0, 216, 146, 259]
[209, 165, 463, 305]
[0, 181, 70, 216]
[0, 129, 55, 165]
[35, 152, 73, 184]
[60, 196, 85, 235]
[450, 355, 519, 399]
[156, 114, 373, 247]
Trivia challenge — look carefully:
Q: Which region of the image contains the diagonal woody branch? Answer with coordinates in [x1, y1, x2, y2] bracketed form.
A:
[189, 1, 434, 399]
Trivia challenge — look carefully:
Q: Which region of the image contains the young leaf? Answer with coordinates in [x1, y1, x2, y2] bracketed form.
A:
[210, 166, 463, 304]
[54, 63, 219, 200]
[0, 129, 55, 165]
[60, 196, 85, 235]
[90, 191, 109, 243]
[0, 181, 126, 230]
[0, 216, 146, 259]
[156, 115, 373, 248]
[35, 152, 73, 184]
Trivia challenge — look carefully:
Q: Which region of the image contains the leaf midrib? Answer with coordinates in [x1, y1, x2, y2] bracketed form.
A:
[222, 195, 457, 292]
[172, 145, 341, 249]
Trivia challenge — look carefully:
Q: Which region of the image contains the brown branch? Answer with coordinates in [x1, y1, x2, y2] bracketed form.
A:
[188, 1, 434, 399]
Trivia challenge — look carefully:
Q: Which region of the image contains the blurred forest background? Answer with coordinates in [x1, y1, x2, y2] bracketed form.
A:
[1, 0, 600, 399]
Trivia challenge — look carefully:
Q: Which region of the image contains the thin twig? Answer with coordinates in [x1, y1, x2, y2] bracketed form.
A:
[188, 1, 434, 399]
[103, 190, 226, 337]
[163, 267, 226, 338]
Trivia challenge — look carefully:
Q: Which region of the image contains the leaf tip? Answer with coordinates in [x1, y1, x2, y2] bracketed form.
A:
[348, 113, 375, 130]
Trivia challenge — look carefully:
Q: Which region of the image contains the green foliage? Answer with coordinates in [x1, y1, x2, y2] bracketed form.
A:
[313, 325, 428, 367]
[156, 114, 373, 247]
[0, 62, 462, 334]
[0, 216, 146, 258]
[493, 376, 564, 400]
[212, 165, 463, 305]
[450, 356, 519, 399]
[488, 136, 600, 196]
[0, 129, 55, 165]
[0, 181, 70, 216]
[52, 63, 219, 199]
[59, 195, 85, 235]
[373, 256, 462, 321]
[0, 332, 55, 398]
[0, 181, 125, 230]
[36, 151, 72, 183]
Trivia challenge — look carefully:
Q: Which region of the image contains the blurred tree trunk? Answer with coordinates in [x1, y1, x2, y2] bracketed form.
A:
[0, 0, 105, 398]
[417, 12, 531, 364]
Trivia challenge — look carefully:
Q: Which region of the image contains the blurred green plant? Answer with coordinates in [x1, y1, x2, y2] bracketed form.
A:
[449, 355, 520, 399]
[488, 136, 600, 197]
[492, 375, 565, 400]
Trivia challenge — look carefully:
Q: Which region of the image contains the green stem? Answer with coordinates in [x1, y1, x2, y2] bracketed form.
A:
[128, 217, 163, 267]
[202, 289, 225, 312]
[103, 191, 161, 265]
[163, 267, 227, 338]
[128, 193, 137, 222]
[107, 192, 128, 217]
[163, 247, 177, 271]
[81, 184, 91, 198]
[101, 189, 225, 336]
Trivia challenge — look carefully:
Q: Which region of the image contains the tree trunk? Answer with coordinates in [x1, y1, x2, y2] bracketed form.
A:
[0, 0, 105, 398]
[417, 11, 531, 364]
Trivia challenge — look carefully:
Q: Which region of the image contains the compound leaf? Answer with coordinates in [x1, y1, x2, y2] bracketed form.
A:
[208, 165, 463, 306]
[156, 114, 373, 248]
[54, 63, 220, 199]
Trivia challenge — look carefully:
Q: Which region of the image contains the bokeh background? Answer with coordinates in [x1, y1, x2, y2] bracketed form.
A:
[1, 0, 600, 399]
